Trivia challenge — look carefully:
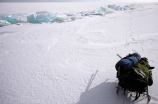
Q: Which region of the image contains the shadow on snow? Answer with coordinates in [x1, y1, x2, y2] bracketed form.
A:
[77, 70, 135, 104]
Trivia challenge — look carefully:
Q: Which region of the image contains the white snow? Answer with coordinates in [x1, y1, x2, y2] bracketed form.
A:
[0, 2, 158, 104]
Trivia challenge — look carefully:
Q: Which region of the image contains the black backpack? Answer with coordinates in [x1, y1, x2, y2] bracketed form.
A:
[116, 54, 154, 102]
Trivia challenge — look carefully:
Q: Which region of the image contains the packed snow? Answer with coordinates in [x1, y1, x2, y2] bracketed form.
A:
[0, 2, 158, 104]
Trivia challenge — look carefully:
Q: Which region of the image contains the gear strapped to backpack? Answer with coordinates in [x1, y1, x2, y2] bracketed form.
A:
[115, 53, 154, 102]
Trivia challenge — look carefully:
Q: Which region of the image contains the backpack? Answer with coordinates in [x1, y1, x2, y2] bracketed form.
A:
[115, 53, 154, 101]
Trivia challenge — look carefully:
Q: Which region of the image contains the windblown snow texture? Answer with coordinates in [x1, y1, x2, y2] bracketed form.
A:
[0, 2, 158, 104]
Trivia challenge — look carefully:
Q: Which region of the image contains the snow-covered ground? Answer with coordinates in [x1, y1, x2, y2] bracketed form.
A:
[0, 2, 158, 104]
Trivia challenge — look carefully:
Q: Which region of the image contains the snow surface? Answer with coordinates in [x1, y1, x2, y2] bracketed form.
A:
[0, 2, 158, 104]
